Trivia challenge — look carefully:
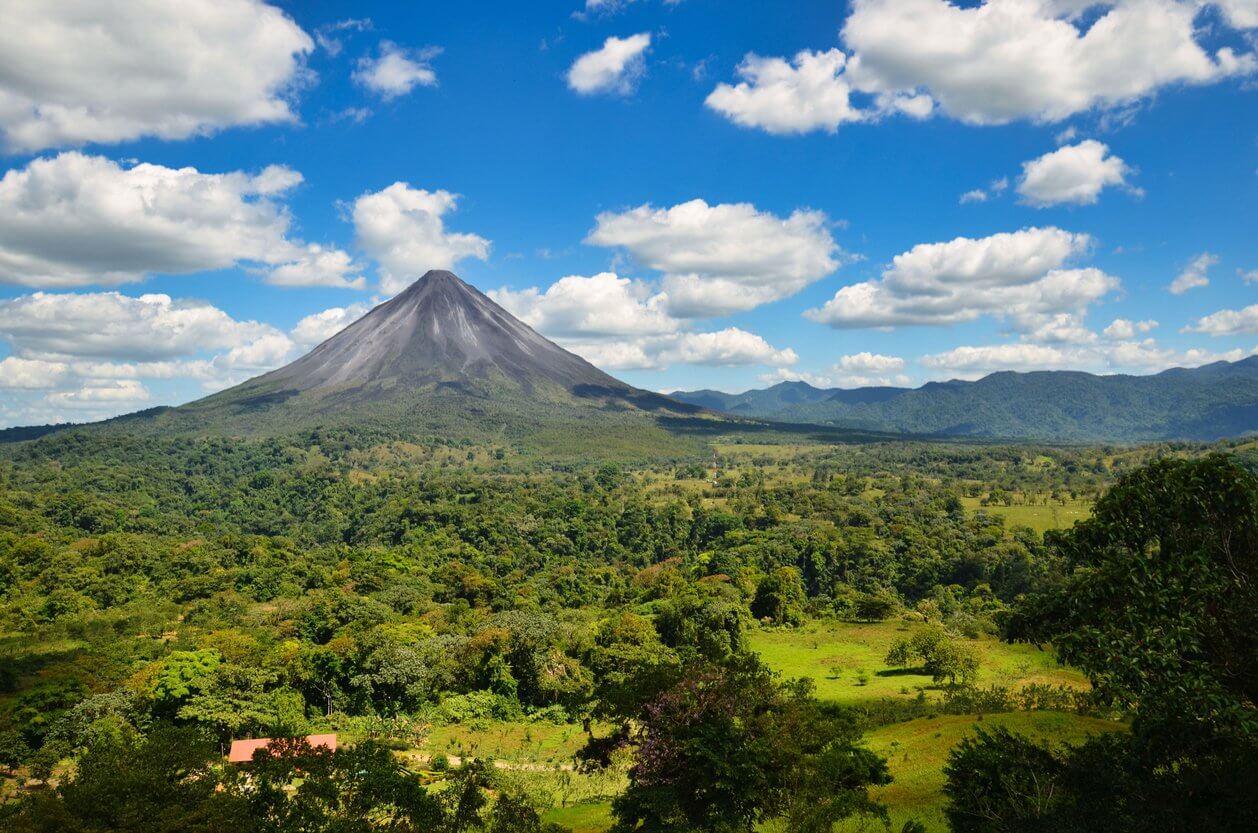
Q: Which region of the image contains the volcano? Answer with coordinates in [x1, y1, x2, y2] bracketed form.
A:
[160, 270, 702, 446]
[234, 270, 635, 399]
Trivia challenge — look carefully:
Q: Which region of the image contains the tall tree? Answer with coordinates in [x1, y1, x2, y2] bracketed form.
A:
[586, 656, 889, 833]
[1008, 454, 1257, 745]
[948, 455, 1258, 833]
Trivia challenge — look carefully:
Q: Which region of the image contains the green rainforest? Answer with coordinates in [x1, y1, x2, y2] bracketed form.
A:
[2, 429, 1255, 832]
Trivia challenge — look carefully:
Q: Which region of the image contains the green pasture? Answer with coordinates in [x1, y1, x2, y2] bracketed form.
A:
[961, 496, 1092, 533]
[842, 711, 1126, 833]
[536, 711, 1124, 833]
[748, 620, 1088, 706]
[420, 721, 590, 765]
[400, 721, 625, 829]
[543, 801, 615, 833]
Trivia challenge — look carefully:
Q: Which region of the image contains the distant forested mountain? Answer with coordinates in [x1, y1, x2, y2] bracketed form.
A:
[671, 357, 1258, 442]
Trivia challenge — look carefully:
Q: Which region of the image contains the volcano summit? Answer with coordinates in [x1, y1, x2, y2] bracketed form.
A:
[150, 270, 704, 448]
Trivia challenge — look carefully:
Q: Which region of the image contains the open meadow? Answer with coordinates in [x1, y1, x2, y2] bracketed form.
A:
[376, 620, 1108, 833]
[749, 620, 1088, 705]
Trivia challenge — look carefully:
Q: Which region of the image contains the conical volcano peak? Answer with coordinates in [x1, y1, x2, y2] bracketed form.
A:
[186, 267, 694, 418]
[402, 269, 467, 293]
[170, 267, 705, 438]
[417, 268, 461, 283]
[389, 269, 478, 306]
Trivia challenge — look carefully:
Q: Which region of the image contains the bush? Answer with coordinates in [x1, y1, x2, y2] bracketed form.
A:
[526, 704, 571, 724]
[434, 690, 523, 724]
[943, 726, 1062, 833]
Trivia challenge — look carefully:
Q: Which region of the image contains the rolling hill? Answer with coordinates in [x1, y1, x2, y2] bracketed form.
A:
[671, 358, 1258, 442]
[7, 270, 1253, 449]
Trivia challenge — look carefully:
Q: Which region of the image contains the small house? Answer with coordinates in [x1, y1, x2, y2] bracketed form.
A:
[227, 733, 338, 764]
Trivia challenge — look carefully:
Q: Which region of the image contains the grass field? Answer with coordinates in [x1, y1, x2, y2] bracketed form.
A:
[839, 711, 1126, 832]
[543, 801, 615, 833]
[961, 496, 1092, 533]
[537, 711, 1125, 833]
[403, 721, 626, 828]
[320, 620, 1095, 833]
[421, 721, 590, 765]
[748, 620, 1088, 706]
[341, 622, 1094, 833]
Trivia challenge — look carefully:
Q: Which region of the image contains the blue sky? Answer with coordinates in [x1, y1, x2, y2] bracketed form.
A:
[0, 0, 1256, 426]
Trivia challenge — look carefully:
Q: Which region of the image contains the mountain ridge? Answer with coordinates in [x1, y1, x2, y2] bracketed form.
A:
[5, 271, 1254, 447]
[670, 357, 1258, 442]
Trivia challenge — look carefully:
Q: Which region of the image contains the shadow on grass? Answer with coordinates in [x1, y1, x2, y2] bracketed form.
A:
[877, 667, 928, 678]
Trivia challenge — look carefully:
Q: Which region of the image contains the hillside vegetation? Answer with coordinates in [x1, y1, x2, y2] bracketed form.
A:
[1, 432, 1252, 831]
[673, 356, 1258, 441]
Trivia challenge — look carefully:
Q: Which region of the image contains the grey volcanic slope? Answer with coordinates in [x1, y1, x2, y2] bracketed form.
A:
[161, 270, 701, 441]
[247, 270, 628, 396]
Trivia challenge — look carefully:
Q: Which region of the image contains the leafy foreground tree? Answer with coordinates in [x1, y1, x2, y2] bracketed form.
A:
[581, 655, 890, 833]
[2, 729, 565, 833]
[945, 455, 1258, 832]
[1, 726, 250, 833]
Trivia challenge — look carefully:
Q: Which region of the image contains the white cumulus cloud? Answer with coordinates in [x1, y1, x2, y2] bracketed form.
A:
[587, 198, 844, 317]
[921, 338, 1251, 379]
[290, 303, 371, 347]
[1169, 252, 1217, 294]
[266, 245, 365, 290]
[1017, 140, 1135, 206]
[567, 33, 652, 95]
[353, 42, 440, 98]
[1103, 318, 1158, 339]
[921, 343, 1074, 375]
[0, 289, 394, 425]
[0, 153, 360, 289]
[835, 351, 907, 375]
[0, 292, 281, 362]
[705, 49, 867, 134]
[351, 183, 490, 294]
[1185, 303, 1258, 335]
[0, 357, 71, 390]
[660, 329, 798, 367]
[563, 340, 656, 371]
[1023, 312, 1098, 344]
[806, 227, 1116, 330]
[0, 0, 313, 152]
[842, 0, 1254, 125]
[1214, 0, 1258, 28]
[46, 379, 151, 409]
[703, 0, 1255, 134]
[490, 272, 795, 371]
[564, 328, 797, 371]
[489, 272, 678, 338]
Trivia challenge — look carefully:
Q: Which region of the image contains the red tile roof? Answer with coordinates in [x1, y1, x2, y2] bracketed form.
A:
[227, 733, 337, 763]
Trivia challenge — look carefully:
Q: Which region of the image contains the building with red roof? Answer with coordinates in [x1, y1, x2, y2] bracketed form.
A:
[227, 733, 337, 763]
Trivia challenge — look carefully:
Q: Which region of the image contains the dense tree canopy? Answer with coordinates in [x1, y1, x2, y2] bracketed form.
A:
[2, 430, 1250, 831]
[948, 455, 1258, 832]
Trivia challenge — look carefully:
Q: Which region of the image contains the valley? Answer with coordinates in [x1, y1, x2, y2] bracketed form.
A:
[3, 420, 1239, 830]
[3, 0, 1256, 828]
[1, 273, 1254, 832]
